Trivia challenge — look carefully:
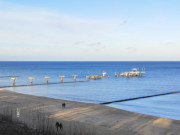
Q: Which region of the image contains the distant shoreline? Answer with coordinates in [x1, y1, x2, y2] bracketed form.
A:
[0, 89, 180, 135]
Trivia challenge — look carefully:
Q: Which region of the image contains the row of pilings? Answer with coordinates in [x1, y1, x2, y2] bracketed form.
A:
[10, 75, 78, 87]
[5, 69, 145, 87]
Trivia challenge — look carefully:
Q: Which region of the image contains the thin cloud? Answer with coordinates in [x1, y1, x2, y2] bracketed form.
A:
[127, 47, 137, 51]
[95, 45, 106, 51]
[74, 41, 85, 46]
[88, 42, 101, 47]
[0, 6, 122, 47]
[166, 42, 176, 45]
[119, 20, 127, 26]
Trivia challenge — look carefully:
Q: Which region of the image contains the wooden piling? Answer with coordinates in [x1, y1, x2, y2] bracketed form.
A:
[11, 78, 16, 87]
[29, 77, 35, 85]
[59, 76, 65, 83]
[45, 76, 50, 84]
[72, 75, 78, 81]
[86, 76, 90, 79]
[115, 72, 117, 77]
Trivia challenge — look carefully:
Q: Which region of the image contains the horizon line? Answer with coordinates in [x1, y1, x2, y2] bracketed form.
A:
[0, 61, 179, 62]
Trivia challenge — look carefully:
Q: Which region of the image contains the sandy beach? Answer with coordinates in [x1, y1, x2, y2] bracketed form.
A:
[0, 89, 180, 135]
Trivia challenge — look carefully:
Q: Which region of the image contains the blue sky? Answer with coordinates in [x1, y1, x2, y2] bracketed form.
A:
[0, 0, 180, 61]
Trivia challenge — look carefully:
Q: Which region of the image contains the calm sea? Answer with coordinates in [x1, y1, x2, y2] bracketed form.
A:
[0, 61, 180, 120]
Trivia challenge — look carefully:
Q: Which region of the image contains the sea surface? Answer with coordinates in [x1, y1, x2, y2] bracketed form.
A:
[0, 61, 180, 120]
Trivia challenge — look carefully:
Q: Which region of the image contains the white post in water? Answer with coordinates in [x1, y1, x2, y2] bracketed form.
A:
[72, 75, 78, 81]
[102, 72, 107, 78]
[11, 78, 16, 87]
[115, 72, 117, 77]
[29, 77, 35, 85]
[59, 76, 65, 83]
[45, 76, 50, 84]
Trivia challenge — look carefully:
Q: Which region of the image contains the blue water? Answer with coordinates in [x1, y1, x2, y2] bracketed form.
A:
[0, 61, 180, 120]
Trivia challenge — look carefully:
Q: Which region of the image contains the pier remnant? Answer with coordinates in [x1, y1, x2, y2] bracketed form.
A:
[125, 72, 129, 78]
[11, 77, 16, 87]
[72, 75, 78, 81]
[121, 72, 125, 77]
[91, 75, 101, 80]
[59, 76, 65, 83]
[86, 76, 91, 79]
[45, 76, 50, 84]
[86, 75, 102, 80]
[29, 77, 35, 85]
[121, 68, 145, 77]
[115, 72, 119, 77]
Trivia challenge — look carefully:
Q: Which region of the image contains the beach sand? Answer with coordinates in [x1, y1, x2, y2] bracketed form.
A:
[0, 89, 180, 135]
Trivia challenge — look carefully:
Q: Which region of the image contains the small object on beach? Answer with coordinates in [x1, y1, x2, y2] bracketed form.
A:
[62, 103, 66, 108]
[59, 76, 65, 83]
[11, 77, 17, 87]
[72, 75, 78, 81]
[29, 77, 35, 85]
[16, 108, 20, 118]
[45, 76, 50, 84]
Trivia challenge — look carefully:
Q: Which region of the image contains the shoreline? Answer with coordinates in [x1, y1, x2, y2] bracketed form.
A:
[0, 89, 180, 135]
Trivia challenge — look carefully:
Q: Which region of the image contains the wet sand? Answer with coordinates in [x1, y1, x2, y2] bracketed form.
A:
[0, 89, 180, 135]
